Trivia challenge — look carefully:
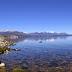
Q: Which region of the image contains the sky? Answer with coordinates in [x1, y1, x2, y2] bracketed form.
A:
[0, 0, 72, 33]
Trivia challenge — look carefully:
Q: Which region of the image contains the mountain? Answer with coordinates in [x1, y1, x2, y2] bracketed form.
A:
[0, 31, 72, 40]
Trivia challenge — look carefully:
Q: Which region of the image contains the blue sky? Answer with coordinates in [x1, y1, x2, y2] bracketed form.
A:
[0, 0, 72, 33]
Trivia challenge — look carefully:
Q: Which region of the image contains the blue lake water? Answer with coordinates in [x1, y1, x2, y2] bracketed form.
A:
[1, 37, 72, 69]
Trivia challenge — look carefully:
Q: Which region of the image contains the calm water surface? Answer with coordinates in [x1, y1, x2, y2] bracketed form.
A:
[1, 37, 72, 69]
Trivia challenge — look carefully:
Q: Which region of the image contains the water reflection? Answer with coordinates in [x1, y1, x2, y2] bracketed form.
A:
[21, 36, 72, 44]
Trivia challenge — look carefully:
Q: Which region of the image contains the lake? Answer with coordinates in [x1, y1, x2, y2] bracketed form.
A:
[0, 37, 72, 71]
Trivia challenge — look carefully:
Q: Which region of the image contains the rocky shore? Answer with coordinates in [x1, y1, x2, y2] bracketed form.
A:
[0, 40, 16, 54]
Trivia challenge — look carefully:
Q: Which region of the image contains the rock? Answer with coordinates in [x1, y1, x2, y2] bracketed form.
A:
[11, 48, 21, 51]
[0, 63, 5, 67]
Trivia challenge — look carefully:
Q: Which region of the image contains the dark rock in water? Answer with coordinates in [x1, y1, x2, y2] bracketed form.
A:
[39, 41, 43, 43]
[48, 61, 59, 67]
[20, 61, 29, 69]
[0, 52, 4, 54]
[21, 64, 28, 69]
[11, 48, 21, 51]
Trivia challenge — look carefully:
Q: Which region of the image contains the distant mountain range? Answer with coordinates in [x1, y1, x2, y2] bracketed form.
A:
[0, 31, 72, 40]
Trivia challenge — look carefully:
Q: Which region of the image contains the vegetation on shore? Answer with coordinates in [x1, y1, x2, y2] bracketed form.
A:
[0, 35, 16, 54]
